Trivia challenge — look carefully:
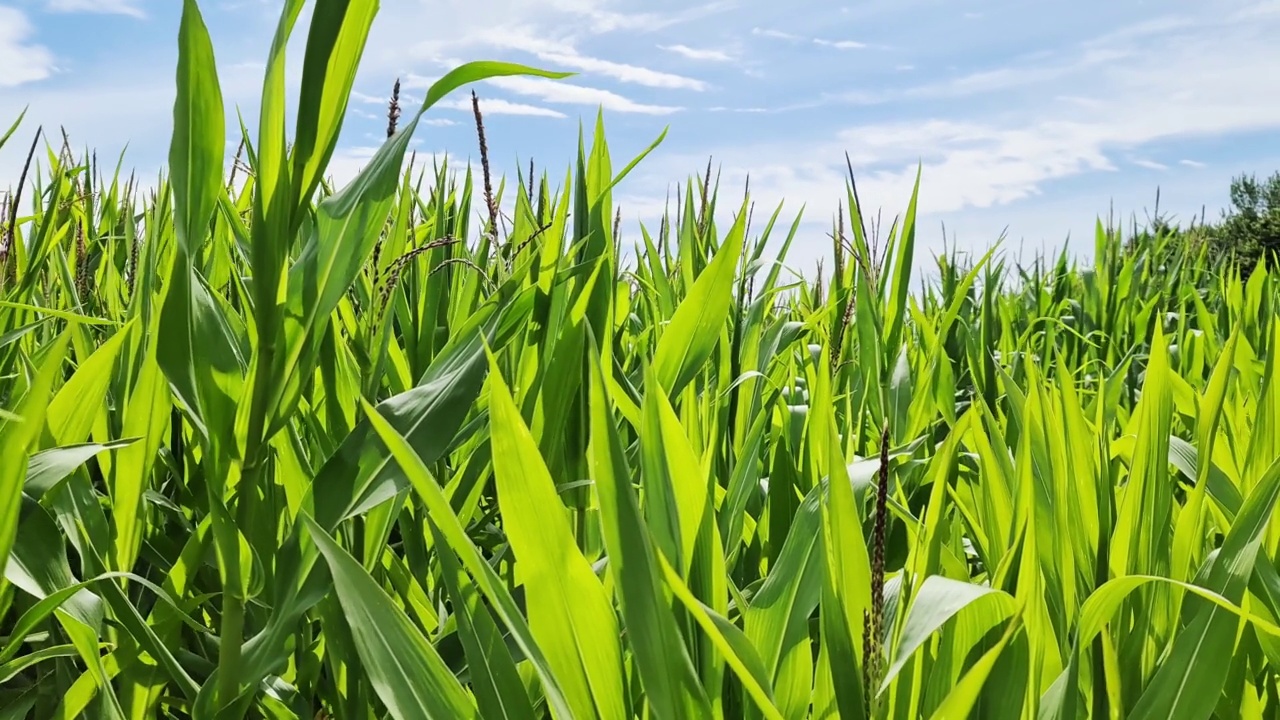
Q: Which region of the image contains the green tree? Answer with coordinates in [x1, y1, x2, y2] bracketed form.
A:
[1213, 170, 1280, 271]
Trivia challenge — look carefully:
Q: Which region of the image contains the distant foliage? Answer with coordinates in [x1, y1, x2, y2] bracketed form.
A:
[1213, 170, 1280, 271]
[1145, 171, 1280, 275]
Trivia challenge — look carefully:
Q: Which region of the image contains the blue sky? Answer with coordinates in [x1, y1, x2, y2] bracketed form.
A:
[3, 0, 1280, 275]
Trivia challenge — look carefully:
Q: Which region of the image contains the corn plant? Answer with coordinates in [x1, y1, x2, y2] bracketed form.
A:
[2, 1, 1280, 718]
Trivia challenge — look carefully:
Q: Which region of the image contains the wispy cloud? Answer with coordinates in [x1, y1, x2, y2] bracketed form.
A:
[47, 0, 146, 18]
[659, 44, 733, 62]
[485, 76, 681, 115]
[904, 64, 1080, 101]
[400, 73, 440, 91]
[751, 27, 803, 42]
[531, 51, 708, 90]
[352, 90, 390, 105]
[751, 27, 867, 49]
[379, 1, 731, 64]
[457, 30, 707, 90]
[579, 2, 735, 34]
[813, 38, 867, 49]
[7, 0, 1279, 274]
[436, 96, 568, 118]
[628, 1, 1280, 234]
[0, 8, 56, 87]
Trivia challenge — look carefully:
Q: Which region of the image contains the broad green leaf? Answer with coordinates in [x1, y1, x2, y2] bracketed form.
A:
[639, 365, 710, 574]
[486, 346, 626, 720]
[111, 348, 170, 574]
[882, 576, 1017, 691]
[268, 61, 571, 435]
[301, 513, 478, 720]
[23, 439, 137, 501]
[745, 480, 824, 712]
[358, 398, 577, 719]
[652, 195, 747, 398]
[655, 549, 786, 720]
[46, 319, 135, 445]
[311, 316, 492, 528]
[1129, 454, 1280, 719]
[0, 331, 70, 581]
[430, 520, 535, 720]
[587, 338, 710, 718]
[928, 608, 1025, 720]
[158, 0, 240, 449]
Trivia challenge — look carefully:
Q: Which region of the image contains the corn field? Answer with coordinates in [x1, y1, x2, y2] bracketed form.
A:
[3, 2, 1280, 718]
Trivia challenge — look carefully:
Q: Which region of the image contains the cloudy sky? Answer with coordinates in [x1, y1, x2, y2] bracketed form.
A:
[3, 0, 1280, 274]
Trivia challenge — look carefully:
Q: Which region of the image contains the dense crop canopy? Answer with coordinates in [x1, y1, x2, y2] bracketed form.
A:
[2, 2, 1279, 718]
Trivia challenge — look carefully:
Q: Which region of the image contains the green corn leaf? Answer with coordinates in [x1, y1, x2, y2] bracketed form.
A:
[23, 439, 137, 501]
[1129, 453, 1280, 719]
[46, 319, 135, 445]
[638, 364, 710, 575]
[358, 398, 578, 719]
[301, 512, 478, 719]
[586, 334, 711, 718]
[927, 607, 1025, 720]
[0, 331, 70, 583]
[159, 0, 242, 450]
[485, 344, 627, 720]
[430, 520, 536, 720]
[110, 347, 170, 575]
[655, 548, 785, 720]
[882, 576, 1018, 691]
[268, 61, 571, 436]
[652, 195, 747, 398]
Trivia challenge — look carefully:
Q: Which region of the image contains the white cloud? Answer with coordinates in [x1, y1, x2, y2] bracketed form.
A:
[659, 44, 732, 62]
[534, 51, 707, 90]
[368, 1, 729, 67]
[450, 28, 571, 57]
[400, 73, 441, 91]
[606, 0, 1280, 273]
[0, 28, 274, 184]
[751, 27, 802, 42]
[8, 0, 1276, 281]
[579, 2, 734, 33]
[328, 2, 725, 134]
[436, 95, 568, 118]
[0, 8, 56, 88]
[813, 38, 866, 50]
[454, 30, 707, 90]
[485, 76, 681, 115]
[46, 0, 146, 18]
[752, 27, 867, 49]
[0, 80, 173, 190]
[325, 145, 380, 186]
[352, 90, 388, 105]
[696, 4, 1280, 219]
